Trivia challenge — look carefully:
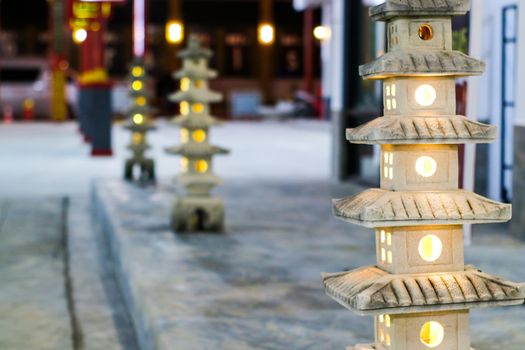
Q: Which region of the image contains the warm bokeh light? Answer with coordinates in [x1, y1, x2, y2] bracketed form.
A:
[415, 84, 437, 106]
[192, 103, 205, 114]
[132, 113, 144, 124]
[418, 235, 443, 262]
[180, 157, 189, 172]
[180, 128, 189, 143]
[132, 80, 143, 91]
[258, 23, 275, 45]
[132, 132, 143, 145]
[166, 20, 184, 44]
[180, 101, 190, 115]
[73, 28, 88, 44]
[420, 321, 444, 347]
[136, 96, 146, 106]
[132, 66, 144, 77]
[313, 26, 331, 41]
[195, 160, 208, 173]
[192, 129, 206, 143]
[415, 156, 437, 177]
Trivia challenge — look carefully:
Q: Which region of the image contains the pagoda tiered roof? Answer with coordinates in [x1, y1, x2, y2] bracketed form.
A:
[177, 38, 213, 60]
[172, 114, 221, 128]
[346, 115, 496, 144]
[322, 265, 525, 315]
[165, 143, 229, 157]
[333, 189, 511, 228]
[360, 50, 484, 80]
[126, 143, 150, 152]
[169, 89, 222, 104]
[123, 122, 156, 132]
[370, 0, 470, 21]
[174, 67, 217, 81]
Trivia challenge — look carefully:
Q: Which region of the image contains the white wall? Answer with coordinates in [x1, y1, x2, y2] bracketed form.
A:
[516, 0, 525, 127]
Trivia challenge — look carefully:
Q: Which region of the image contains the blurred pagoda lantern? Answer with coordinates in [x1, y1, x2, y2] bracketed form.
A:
[321, 1, 525, 349]
[166, 36, 229, 232]
[123, 58, 156, 182]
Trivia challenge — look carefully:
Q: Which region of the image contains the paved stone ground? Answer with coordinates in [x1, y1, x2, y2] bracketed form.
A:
[93, 179, 525, 350]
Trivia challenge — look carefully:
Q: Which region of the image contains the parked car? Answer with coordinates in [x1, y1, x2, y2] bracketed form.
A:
[0, 58, 52, 119]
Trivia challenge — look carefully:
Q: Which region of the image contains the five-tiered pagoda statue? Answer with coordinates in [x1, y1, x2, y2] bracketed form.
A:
[322, 1, 525, 349]
[166, 36, 229, 232]
[124, 58, 156, 182]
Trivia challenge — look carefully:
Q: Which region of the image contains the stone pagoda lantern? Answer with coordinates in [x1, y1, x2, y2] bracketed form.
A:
[322, 1, 525, 349]
[166, 36, 229, 232]
[124, 58, 156, 182]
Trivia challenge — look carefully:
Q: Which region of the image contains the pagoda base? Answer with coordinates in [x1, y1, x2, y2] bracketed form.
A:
[171, 196, 225, 233]
[124, 158, 155, 182]
[322, 265, 525, 315]
[346, 345, 476, 350]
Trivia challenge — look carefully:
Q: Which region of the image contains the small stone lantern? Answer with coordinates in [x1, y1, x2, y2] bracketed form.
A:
[166, 36, 229, 232]
[322, 2, 525, 349]
[124, 58, 156, 182]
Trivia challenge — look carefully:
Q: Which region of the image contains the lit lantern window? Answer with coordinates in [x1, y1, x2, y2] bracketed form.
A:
[166, 20, 184, 44]
[420, 321, 444, 348]
[383, 152, 394, 180]
[132, 80, 143, 91]
[381, 248, 386, 262]
[136, 96, 146, 106]
[180, 78, 191, 91]
[192, 103, 205, 114]
[132, 66, 144, 77]
[195, 160, 208, 173]
[133, 113, 144, 124]
[180, 157, 189, 172]
[418, 235, 443, 262]
[180, 101, 190, 115]
[180, 128, 189, 143]
[415, 84, 437, 106]
[192, 129, 206, 143]
[194, 80, 205, 88]
[415, 156, 437, 177]
[132, 132, 143, 145]
[379, 315, 384, 323]
[386, 232, 392, 246]
[418, 24, 434, 41]
[386, 334, 391, 346]
[385, 83, 397, 111]
[380, 230, 386, 243]
[379, 330, 385, 342]
[385, 315, 391, 328]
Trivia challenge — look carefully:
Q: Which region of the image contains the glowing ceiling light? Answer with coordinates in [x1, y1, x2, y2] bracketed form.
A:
[420, 321, 445, 348]
[166, 20, 184, 44]
[415, 156, 437, 177]
[73, 28, 88, 44]
[258, 23, 275, 45]
[415, 84, 437, 106]
[313, 26, 331, 41]
[418, 235, 443, 262]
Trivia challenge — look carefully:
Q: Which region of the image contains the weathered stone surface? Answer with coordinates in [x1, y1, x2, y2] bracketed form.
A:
[0, 199, 72, 350]
[346, 115, 496, 144]
[359, 50, 484, 80]
[370, 0, 471, 21]
[333, 189, 511, 227]
[92, 179, 525, 349]
[322, 265, 525, 314]
[511, 126, 525, 240]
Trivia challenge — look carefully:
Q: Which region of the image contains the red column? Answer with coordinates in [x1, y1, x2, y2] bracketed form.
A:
[303, 8, 314, 95]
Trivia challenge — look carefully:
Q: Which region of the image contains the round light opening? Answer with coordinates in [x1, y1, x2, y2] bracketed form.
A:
[415, 156, 437, 177]
[195, 160, 208, 173]
[131, 66, 144, 77]
[73, 28, 88, 44]
[418, 24, 434, 41]
[192, 129, 206, 143]
[132, 113, 144, 124]
[132, 80, 143, 91]
[420, 321, 444, 348]
[415, 84, 437, 106]
[136, 96, 146, 106]
[180, 157, 189, 172]
[418, 235, 443, 262]
[192, 103, 205, 114]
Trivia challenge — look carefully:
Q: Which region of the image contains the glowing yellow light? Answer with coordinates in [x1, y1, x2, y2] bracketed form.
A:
[180, 101, 190, 115]
[379, 330, 385, 342]
[381, 248, 386, 262]
[194, 160, 208, 173]
[23, 99, 35, 109]
[379, 315, 384, 323]
[180, 157, 189, 172]
[73, 28, 88, 44]
[415, 84, 437, 106]
[166, 20, 184, 44]
[136, 96, 146, 106]
[420, 321, 444, 348]
[380, 230, 385, 243]
[258, 23, 275, 45]
[180, 128, 189, 143]
[385, 315, 391, 328]
[386, 232, 392, 246]
[386, 334, 391, 346]
[132, 132, 143, 145]
[132, 66, 144, 77]
[313, 25, 331, 41]
[418, 235, 443, 262]
[132, 80, 143, 91]
[415, 156, 437, 177]
[133, 113, 144, 124]
[192, 103, 205, 114]
[387, 251, 392, 264]
[180, 78, 191, 91]
[192, 129, 206, 143]
[194, 80, 204, 88]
